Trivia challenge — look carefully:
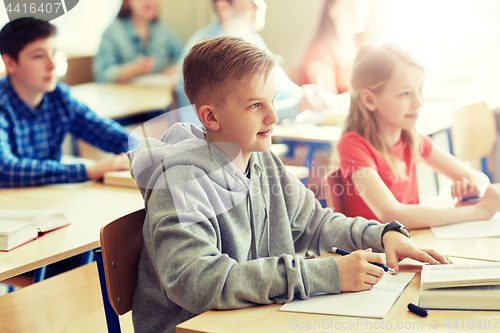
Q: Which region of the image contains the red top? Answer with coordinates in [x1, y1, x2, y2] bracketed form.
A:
[337, 132, 433, 222]
[300, 40, 350, 94]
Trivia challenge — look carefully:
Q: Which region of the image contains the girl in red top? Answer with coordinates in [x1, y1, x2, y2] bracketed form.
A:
[335, 42, 500, 228]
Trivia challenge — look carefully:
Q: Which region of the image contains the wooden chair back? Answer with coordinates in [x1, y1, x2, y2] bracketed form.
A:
[100, 209, 146, 316]
[64, 56, 93, 85]
[451, 101, 497, 162]
[323, 168, 344, 213]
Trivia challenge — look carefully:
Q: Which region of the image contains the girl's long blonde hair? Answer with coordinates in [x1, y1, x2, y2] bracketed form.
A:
[341, 42, 424, 176]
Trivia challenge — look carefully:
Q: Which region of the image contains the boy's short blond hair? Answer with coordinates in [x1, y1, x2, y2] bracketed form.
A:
[183, 36, 282, 110]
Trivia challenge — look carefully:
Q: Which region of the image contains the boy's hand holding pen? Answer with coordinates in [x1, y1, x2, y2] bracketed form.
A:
[330, 247, 388, 292]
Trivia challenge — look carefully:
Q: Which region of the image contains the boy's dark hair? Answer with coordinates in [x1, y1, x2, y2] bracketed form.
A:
[183, 36, 281, 109]
[0, 17, 56, 61]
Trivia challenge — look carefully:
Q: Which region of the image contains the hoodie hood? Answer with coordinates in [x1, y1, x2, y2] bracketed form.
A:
[128, 123, 250, 227]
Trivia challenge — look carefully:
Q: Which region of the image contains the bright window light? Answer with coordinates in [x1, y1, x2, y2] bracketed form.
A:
[383, 0, 500, 106]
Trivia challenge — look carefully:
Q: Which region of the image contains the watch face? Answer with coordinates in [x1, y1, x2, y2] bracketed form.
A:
[393, 221, 410, 237]
[399, 225, 411, 237]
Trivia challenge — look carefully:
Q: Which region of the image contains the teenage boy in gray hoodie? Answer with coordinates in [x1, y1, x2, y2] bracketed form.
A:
[128, 36, 450, 333]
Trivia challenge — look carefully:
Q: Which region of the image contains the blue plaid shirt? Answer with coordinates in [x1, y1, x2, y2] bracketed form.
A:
[0, 77, 135, 188]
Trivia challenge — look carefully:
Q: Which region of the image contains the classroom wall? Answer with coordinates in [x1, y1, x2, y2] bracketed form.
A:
[159, 0, 214, 44]
[258, 0, 323, 68]
[159, 0, 324, 70]
[159, 0, 389, 82]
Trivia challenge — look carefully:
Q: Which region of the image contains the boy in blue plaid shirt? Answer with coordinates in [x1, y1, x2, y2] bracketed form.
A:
[0, 17, 138, 188]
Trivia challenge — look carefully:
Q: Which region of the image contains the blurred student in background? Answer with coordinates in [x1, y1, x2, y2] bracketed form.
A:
[93, 0, 183, 83]
[301, 0, 370, 94]
[333, 42, 500, 229]
[0, 18, 138, 188]
[173, 0, 327, 124]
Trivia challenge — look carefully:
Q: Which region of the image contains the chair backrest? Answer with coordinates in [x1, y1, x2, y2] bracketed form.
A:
[451, 101, 497, 161]
[323, 168, 344, 213]
[64, 56, 93, 85]
[100, 209, 146, 316]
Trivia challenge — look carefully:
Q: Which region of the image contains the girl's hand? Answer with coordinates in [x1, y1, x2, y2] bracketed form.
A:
[451, 177, 480, 202]
[474, 185, 500, 220]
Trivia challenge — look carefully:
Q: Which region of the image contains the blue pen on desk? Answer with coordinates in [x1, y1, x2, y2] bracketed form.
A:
[331, 247, 396, 274]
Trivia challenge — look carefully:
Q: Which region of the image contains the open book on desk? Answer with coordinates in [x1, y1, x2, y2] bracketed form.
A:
[0, 210, 70, 251]
[419, 262, 500, 310]
[279, 272, 415, 319]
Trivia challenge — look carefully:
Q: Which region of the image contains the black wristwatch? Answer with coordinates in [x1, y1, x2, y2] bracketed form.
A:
[382, 221, 411, 238]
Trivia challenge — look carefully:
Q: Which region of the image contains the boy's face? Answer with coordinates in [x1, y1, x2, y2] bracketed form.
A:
[212, 73, 278, 162]
[4, 36, 57, 95]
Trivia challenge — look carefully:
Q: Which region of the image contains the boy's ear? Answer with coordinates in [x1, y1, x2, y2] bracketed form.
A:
[360, 88, 377, 112]
[2, 54, 18, 75]
[199, 104, 220, 131]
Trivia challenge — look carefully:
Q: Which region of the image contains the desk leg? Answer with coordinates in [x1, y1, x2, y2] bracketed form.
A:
[302, 142, 333, 186]
[281, 140, 297, 159]
[80, 250, 95, 265]
[278, 140, 332, 186]
[446, 128, 454, 155]
[481, 157, 490, 180]
[32, 266, 47, 283]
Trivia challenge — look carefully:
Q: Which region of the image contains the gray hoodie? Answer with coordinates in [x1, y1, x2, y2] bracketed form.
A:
[128, 123, 386, 333]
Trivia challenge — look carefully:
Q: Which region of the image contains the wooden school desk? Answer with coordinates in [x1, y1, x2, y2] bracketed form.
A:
[0, 182, 143, 281]
[70, 83, 172, 121]
[410, 228, 500, 262]
[177, 230, 500, 333]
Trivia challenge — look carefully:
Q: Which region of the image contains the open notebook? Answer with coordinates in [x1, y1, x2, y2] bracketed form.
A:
[279, 272, 415, 319]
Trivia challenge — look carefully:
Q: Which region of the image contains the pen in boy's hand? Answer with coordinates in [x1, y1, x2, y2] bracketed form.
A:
[331, 247, 397, 274]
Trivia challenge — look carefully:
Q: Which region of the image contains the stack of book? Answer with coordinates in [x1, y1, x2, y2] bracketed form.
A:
[419, 262, 500, 310]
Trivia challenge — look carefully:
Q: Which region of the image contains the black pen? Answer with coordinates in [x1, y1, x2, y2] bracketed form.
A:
[331, 247, 397, 274]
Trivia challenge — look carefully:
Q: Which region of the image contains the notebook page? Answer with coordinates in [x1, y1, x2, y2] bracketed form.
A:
[279, 272, 415, 318]
[0, 221, 32, 236]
